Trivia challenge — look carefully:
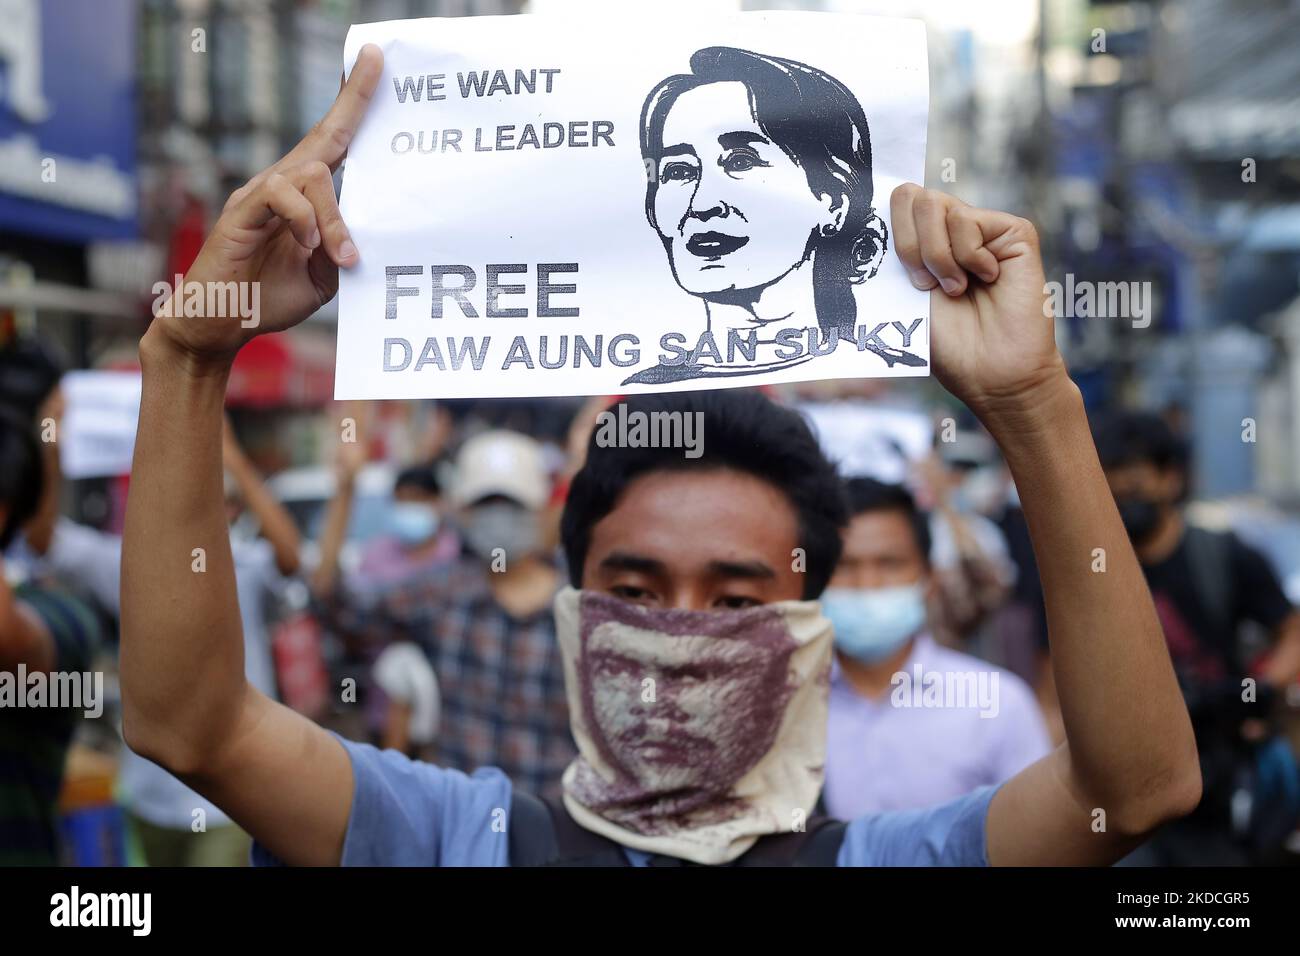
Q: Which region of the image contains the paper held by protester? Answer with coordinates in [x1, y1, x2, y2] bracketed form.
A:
[799, 402, 934, 486]
[335, 12, 930, 400]
[60, 370, 142, 479]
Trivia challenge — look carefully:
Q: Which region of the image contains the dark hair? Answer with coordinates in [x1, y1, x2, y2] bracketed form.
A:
[0, 409, 44, 550]
[561, 390, 848, 599]
[1091, 410, 1187, 473]
[842, 476, 931, 565]
[395, 462, 442, 497]
[640, 46, 886, 336]
[0, 338, 64, 422]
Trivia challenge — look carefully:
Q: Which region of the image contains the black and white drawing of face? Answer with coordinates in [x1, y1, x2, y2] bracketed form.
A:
[652, 80, 841, 299]
[584, 624, 788, 794]
[624, 46, 926, 386]
[641, 47, 890, 327]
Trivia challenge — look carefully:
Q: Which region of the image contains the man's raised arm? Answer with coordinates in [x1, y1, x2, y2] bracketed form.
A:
[890, 184, 1201, 866]
[119, 45, 385, 867]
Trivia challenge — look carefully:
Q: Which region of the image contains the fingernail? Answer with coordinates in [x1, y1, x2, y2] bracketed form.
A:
[339, 239, 357, 262]
[308, 229, 321, 248]
[910, 271, 935, 290]
[979, 270, 997, 283]
[941, 278, 963, 295]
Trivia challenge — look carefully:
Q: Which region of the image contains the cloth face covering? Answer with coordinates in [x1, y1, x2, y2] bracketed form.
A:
[553, 587, 833, 865]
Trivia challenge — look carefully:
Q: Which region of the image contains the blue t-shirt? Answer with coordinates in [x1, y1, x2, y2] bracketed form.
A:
[253, 736, 996, 867]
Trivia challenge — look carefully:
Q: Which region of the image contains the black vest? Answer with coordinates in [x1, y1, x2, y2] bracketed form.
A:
[508, 791, 846, 867]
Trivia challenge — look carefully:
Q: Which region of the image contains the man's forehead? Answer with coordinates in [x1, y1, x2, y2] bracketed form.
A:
[588, 470, 799, 570]
[662, 81, 760, 143]
[843, 509, 918, 557]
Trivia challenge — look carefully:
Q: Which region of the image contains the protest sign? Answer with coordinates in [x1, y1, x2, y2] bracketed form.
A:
[799, 401, 933, 485]
[59, 370, 141, 479]
[335, 12, 929, 399]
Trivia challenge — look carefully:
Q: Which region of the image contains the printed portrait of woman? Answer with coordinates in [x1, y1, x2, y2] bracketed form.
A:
[623, 45, 927, 386]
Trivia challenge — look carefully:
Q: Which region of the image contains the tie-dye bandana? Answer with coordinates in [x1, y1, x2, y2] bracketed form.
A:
[553, 587, 833, 865]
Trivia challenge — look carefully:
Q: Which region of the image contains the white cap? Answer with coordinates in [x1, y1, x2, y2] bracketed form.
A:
[450, 430, 549, 510]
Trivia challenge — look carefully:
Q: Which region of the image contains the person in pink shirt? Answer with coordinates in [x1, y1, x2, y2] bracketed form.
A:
[355, 464, 460, 590]
[821, 477, 1050, 819]
[315, 458, 460, 601]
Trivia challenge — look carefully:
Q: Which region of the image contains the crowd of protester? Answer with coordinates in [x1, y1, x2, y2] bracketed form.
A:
[2, 333, 1298, 866]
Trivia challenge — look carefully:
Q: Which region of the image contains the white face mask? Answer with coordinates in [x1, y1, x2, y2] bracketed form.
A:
[459, 502, 539, 560]
[553, 587, 832, 865]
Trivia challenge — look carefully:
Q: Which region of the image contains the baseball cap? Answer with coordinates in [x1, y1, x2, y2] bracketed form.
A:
[450, 430, 549, 510]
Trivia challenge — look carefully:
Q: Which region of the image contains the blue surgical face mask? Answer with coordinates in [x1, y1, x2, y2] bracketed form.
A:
[820, 583, 927, 664]
[388, 501, 440, 547]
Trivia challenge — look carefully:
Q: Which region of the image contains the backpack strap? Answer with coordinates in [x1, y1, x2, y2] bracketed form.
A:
[734, 816, 847, 867]
[1182, 525, 1237, 649]
[507, 791, 630, 866]
[506, 789, 561, 867]
[538, 794, 631, 866]
[802, 819, 849, 867]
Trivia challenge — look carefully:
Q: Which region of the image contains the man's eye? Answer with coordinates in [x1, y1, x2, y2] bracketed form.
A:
[611, 585, 656, 605]
[660, 162, 698, 184]
[715, 595, 760, 610]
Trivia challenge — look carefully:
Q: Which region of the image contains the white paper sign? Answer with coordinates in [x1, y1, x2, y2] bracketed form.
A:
[59, 371, 142, 479]
[799, 401, 933, 485]
[337, 11, 929, 399]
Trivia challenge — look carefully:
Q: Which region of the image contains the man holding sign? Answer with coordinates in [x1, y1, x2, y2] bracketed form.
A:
[120, 28, 1198, 866]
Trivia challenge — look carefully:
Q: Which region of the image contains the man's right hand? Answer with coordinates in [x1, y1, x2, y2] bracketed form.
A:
[148, 44, 383, 365]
